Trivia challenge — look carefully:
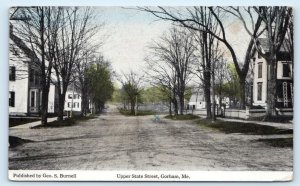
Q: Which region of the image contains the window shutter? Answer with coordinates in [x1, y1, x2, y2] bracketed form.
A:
[12, 67, 16, 81]
[9, 91, 15, 107]
[9, 66, 16, 81]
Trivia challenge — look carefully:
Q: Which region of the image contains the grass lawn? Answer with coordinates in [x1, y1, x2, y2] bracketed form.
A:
[9, 136, 33, 148]
[165, 114, 200, 120]
[9, 118, 40, 127]
[249, 116, 293, 123]
[118, 108, 155, 116]
[253, 137, 293, 148]
[197, 119, 293, 135]
[32, 115, 96, 129]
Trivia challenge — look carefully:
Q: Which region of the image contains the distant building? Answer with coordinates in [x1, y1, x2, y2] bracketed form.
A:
[252, 38, 293, 108]
[188, 89, 229, 110]
[188, 91, 206, 109]
[64, 85, 82, 114]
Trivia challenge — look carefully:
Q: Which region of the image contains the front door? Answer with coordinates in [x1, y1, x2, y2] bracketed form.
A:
[29, 89, 39, 113]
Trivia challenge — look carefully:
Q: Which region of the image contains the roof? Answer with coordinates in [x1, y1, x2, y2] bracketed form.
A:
[67, 82, 81, 93]
[257, 38, 291, 53]
[189, 93, 205, 103]
[9, 39, 30, 62]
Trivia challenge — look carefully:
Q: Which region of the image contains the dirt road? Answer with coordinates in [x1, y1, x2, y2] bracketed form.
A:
[9, 111, 293, 170]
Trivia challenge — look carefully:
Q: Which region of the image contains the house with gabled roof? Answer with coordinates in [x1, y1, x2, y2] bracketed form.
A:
[9, 39, 58, 116]
[251, 38, 293, 109]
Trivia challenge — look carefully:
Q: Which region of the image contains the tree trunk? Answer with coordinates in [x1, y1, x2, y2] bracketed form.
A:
[173, 98, 178, 116]
[80, 88, 87, 117]
[204, 71, 212, 119]
[211, 70, 216, 121]
[57, 92, 66, 121]
[41, 87, 49, 125]
[239, 77, 246, 109]
[40, 8, 50, 125]
[57, 96, 64, 121]
[218, 87, 222, 116]
[204, 88, 211, 119]
[265, 57, 278, 118]
[130, 100, 135, 115]
[179, 92, 185, 115]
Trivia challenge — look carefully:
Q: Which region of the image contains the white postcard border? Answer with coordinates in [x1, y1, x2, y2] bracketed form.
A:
[8, 170, 293, 182]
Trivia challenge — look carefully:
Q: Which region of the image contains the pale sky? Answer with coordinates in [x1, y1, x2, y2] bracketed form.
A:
[95, 7, 251, 84]
[97, 7, 171, 76]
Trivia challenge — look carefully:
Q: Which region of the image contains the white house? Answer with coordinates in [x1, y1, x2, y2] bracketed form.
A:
[64, 86, 82, 113]
[188, 89, 229, 110]
[9, 40, 57, 116]
[9, 37, 90, 117]
[188, 91, 206, 109]
[252, 38, 293, 108]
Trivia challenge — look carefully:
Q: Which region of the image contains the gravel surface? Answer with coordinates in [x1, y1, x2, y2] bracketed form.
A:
[9, 111, 293, 171]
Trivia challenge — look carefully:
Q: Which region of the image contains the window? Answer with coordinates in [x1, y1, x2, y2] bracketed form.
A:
[282, 63, 291, 77]
[30, 91, 35, 107]
[257, 83, 262, 101]
[68, 94, 72, 99]
[34, 71, 39, 85]
[9, 66, 16, 81]
[258, 63, 262, 78]
[9, 91, 15, 107]
[68, 102, 71, 108]
[74, 102, 79, 108]
[29, 69, 34, 82]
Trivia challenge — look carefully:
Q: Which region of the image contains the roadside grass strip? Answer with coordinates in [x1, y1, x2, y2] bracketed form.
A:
[165, 114, 200, 120]
[32, 115, 96, 129]
[197, 119, 293, 135]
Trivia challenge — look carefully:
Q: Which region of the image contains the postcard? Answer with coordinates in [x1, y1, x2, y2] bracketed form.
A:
[8, 6, 293, 181]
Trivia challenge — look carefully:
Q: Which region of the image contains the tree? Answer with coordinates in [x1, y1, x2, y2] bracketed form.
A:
[188, 8, 222, 120]
[184, 86, 193, 104]
[145, 52, 178, 115]
[74, 49, 92, 116]
[137, 6, 263, 109]
[255, 7, 292, 117]
[74, 45, 104, 116]
[52, 7, 99, 121]
[118, 71, 144, 115]
[141, 86, 167, 103]
[214, 56, 228, 111]
[224, 7, 293, 117]
[10, 7, 61, 125]
[73, 18, 105, 116]
[146, 27, 195, 115]
[111, 86, 125, 105]
[86, 58, 114, 113]
[227, 63, 242, 108]
[285, 11, 294, 106]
